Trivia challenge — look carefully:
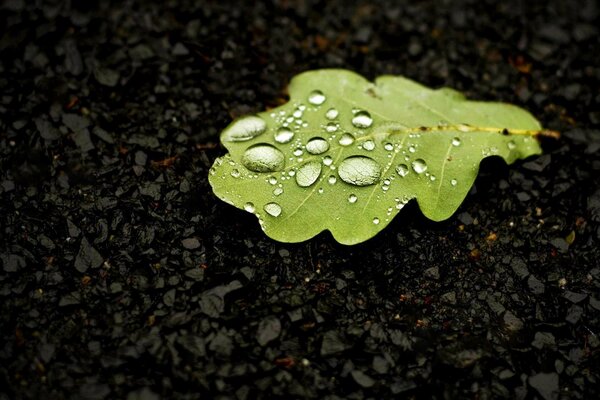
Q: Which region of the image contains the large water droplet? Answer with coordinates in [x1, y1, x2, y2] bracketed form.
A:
[325, 108, 338, 120]
[351, 111, 373, 128]
[244, 202, 256, 213]
[306, 137, 330, 155]
[308, 90, 326, 105]
[348, 194, 357, 203]
[274, 127, 294, 143]
[264, 202, 282, 217]
[222, 116, 266, 142]
[337, 156, 382, 186]
[338, 132, 355, 146]
[362, 140, 375, 151]
[452, 137, 461, 146]
[242, 144, 285, 172]
[411, 159, 428, 174]
[296, 161, 322, 187]
[396, 164, 409, 177]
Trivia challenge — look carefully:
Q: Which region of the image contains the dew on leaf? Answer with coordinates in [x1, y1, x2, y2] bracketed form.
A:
[293, 148, 303, 157]
[373, 217, 380, 225]
[451, 179, 457, 186]
[328, 175, 337, 185]
[222, 116, 266, 142]
[275, 127, 294, 143]
[306, 137, 330, 155]
[452, 137, 461, 146]
[351, 111, 373, 128]
[411, 159, 428, 174]
[308, 90, 326, 105]
[323, 156, 333, 166]
[242, 144, 285, 172]
[362, 140, 375, 151]
[244, 202, 256, 213]
[338, 156, 381, 186]
[325, 108, 339, 120]
[264, 202, 282, 217]
[338, 133, 355, 146]
[296, 161, 322, 187]
[508, 140, 516, 150]
[273, 187, 283, 196]
[384, 143, 394, 151]
[396, 164, 409, 177]
[325, 122, 338, 132]
[348, 194, 357, 203]
[231, 169, 240, 178]
[268, 176, 277, 185]
[293, 109, 303, 118]
[408, 145, 416, 153]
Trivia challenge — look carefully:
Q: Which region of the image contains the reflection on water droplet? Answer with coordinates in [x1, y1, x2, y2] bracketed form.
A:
[242, 144, 285, 172]
[328, 175, 336, 184]
[363, 140, 375, 151]
[231, 169, 240, 178]
[308, 90, 326, 105]
[408, 145, 416, 153]
[507, 140, 516, 150]
[325, 122, 338, 133]
[268, 176, 277, 185]
[396, 164, 409, 177]
[351, 111, 373, 128]
[244, 202, 255, 213]
[264, 202, 282, 217]
[325, 108, 338, 120]
[338, 133, 355, 146]
[430, 175, 436, 181]
[373, 217, 380, 225]
[451, 179, 457, 186]
[296, 161, 322, 187]
[338, 156, 381, 186]
[451, 137, 461, 146]
[273, 187, 283, 196]
[306, 137, 330, 155]
[348, 194, 357, 203]
[275, 127, 294, 143]
[222, 116, 266, 142]
[411, 159, 427, 174]
[293, 109, 303, 118]
[384, 143, 393, 151]
[323, 156, 333, 166]
[293, 148, 303, 157]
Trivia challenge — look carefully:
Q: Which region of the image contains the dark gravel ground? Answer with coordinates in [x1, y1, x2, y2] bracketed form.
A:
[1, 0, 599, 399]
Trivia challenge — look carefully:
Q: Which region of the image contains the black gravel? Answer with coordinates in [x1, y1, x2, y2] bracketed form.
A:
[1, 0, 599, 399]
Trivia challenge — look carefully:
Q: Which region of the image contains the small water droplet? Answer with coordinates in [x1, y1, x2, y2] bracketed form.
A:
[452, 137, 461, 146]
[293, 109, 303, 118]
[328, 175, 336, 184]
[323, 156, 333, 166]
[242, 144, 285, 172]
[325, 122, 338, 133]
[231, 169, 240, 178]
[293, 148, 303, 157]
[457, 124, 470, 132]
[411, 159, 427, 174]
[273, 187, 283, 196]
[451, 179, 457, 186]
[348, 194, 357, 203]
[362, 140, 375, 151]
[396, 164, 409, 177]
[351, 111, 373, 128]
[264, 202, 282, 217]
[274, 127, 294, 143]
[308, 90, 326, 105]
[296, 161, 322, 187]
[408, 145, 416, 153]
[244, 202, 256, 213]
[430, 175, 436, 181]
[268, 176, 278, 185]
[338, 156, 382, 186]
[507, 140, 516, 150]
[306, 137, 330, 155]
[222, 116, 266, 142]
[384, 143, 394, 151]
[338, 132, 355, 146]
[325, 108, 338, 120]
[373, 217, 380, 225]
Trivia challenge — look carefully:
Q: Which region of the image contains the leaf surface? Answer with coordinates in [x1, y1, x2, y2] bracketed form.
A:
[209, 69, 548, 245]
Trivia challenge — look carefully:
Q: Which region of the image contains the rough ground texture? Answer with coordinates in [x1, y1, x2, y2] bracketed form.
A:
[1, 0, 599, 399]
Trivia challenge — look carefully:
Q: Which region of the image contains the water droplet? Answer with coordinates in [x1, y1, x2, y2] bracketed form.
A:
[373, 217, 380, 225]
[338, 132, 355, 146]
[452, 137, 461, 146]
[274, 127, 294, 143]
[242, 144, 285, 172]
[325, 122, 338, 133]
[264, 202, 282, 217]
[451, 179, 457, 186]
[244, 202, 255, 213]
[308, 90, 326, 105]
[325, 108, 338, 120]
[293, 148, 303, 157]
[348, 194, 357, 203]
[430, 175, 436, 181]
[411, 159, 428, 174]
[408, 145, 416, 153]
[296, 161, 322, 187]
[338, 156, 382, 186]
[293, 109, 303, 118]
[351, 111, 373, 128]
[328, 175, 336, 184]
[231, 169, 240, 178]
[268, 176, 278, 185]
[323, 156, 333, 166]
[396, 164, 409, 177]
[273, 187, 283, 196]
[507, 140, 516, 150]
[457, 124, 470, 132]
[306, 137, 330, 155]
[222, 116, 266, 142]
[384, 143, 394, 151]
[362, 140, 375, 151]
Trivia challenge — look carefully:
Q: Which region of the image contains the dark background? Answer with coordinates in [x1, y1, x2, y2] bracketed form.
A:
[1, 0, 599, 399]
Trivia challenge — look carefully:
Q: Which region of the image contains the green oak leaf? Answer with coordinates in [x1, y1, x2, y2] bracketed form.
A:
[209, 69, 554, 245]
